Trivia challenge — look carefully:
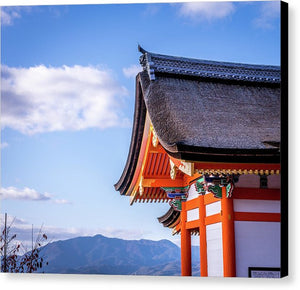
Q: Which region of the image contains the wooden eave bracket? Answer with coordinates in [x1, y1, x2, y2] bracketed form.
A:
[169, 156, 194, 178]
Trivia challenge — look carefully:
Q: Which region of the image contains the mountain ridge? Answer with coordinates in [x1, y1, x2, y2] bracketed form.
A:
[37, 234, 200, 276]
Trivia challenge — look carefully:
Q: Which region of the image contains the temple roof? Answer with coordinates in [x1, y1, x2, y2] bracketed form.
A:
[138, 45, 280, 84]
[114, 47, 281, 196]
[139, 71, 280, 162]
[139, 47, 280, 162]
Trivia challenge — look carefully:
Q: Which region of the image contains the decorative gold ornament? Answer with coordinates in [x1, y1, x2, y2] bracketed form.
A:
[170, 159, 177, 180]
[152, 129, 158, 147]
[139, 177, 144, 196]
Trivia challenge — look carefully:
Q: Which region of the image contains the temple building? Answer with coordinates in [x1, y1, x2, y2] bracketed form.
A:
[115, 46, 282, 278]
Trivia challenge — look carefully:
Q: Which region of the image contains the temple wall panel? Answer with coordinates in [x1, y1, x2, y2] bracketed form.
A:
[235, 174, 281, 189]
[206, 201, 221, 216]
[206, 222, 223, 277]
[234, 221, 280, 277]
[235, 175, 260, 188]
[268, 174, 281, 189]
[187, 208, 199, 222]
[233, 199, 281, 213]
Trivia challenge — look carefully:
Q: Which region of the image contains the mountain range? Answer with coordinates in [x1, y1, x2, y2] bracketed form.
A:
[37, 234, 200, 276]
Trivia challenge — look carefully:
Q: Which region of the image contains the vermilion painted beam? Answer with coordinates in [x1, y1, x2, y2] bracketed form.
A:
[126, 117, 152, 196]
[194, 162, 280, 171]
[186, 198, 199, 210]
[148, 144, 166, 153]
[234, 212, 281, 222]
[183, 173, 202, 185]
[205, 213, 221, 225]
[221, 188, 236, 277]
[204, 193, 220, 205]
[181, 202, 192, 276]
[186, 220, 199, 230]
[233, 188, 280, 200]
[199, 195, 208, 277]
[142, 178, 184, 188]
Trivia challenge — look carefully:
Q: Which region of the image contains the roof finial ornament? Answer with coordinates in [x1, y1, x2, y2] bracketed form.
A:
[138, 44, 147, 54]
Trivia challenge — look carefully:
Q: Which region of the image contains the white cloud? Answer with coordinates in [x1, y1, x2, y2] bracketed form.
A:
[1, 142, 9, 149]
[1, 7, 21, 25]
[0, 186, 50, 201]
[53, 198, 71, 205]
[253, 1, 280, 29]
[0, 186, 71, 204]
[0, 213, 151, 249]
[122, 64, 142, 78]
[1, 65, 129, 135]
[0, 6, 32, 26]
[179, 1, 235, 21]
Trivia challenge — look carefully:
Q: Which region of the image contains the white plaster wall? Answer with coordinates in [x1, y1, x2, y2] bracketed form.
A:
[235, 174, 280, 189]
[268, 174, 281, 189]
[191, 235, 200, 276]
[235, 175, 260, 188]
[206, 201, 221, 216]
[187, 208, 199, 222]
[187, 183, 199, 201]
[233, 199, 281, 213]
[206, 222, 223, 277]
[235, 221, 280, 277]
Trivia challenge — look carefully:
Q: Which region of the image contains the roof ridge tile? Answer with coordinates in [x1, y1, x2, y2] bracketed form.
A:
[138, 46, 280, 84]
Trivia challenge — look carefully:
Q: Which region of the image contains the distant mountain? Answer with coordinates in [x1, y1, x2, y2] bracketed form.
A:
[37, 234, 200, 276]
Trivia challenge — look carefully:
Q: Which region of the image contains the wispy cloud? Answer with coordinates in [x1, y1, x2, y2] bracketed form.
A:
[142, 4, 161, 17]
[0, 213, 151, 249]
[0, 186, 71, 204]
[1, 65, 130, 135]
[0, 6, 31, 26]
[123, 64, 142, 78]
[178, 1, 235, 22]
[1, 7, 21, 26]
[253, 1, 280, 29]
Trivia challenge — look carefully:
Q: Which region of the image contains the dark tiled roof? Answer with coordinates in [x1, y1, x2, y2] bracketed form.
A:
[157, 206, 180, 228]
[139, 45, 280, 84]
[140, 71, 280, 160]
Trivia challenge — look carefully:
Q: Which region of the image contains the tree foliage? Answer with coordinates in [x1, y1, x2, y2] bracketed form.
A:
[0, 213, 48, 273]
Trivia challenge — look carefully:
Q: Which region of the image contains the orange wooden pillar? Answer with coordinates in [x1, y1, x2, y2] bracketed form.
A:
[221, 187, 236, 277]
[181, 201, 192, 276]
[198, 195, 208, 276]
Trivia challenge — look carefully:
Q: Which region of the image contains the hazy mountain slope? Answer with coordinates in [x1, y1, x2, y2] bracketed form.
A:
[37, 234, 200, 276]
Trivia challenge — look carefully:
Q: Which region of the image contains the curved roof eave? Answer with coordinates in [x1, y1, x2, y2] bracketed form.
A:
[114, 74, 147, 195]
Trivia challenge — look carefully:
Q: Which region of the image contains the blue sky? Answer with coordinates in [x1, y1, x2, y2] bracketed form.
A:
[1, 1, 281, 248]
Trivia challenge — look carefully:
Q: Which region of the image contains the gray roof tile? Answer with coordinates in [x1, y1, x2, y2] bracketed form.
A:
[138, 45, 280, 84]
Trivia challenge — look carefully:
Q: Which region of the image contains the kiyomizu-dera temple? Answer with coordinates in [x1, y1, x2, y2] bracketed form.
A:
[115, 46, 283, 278]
